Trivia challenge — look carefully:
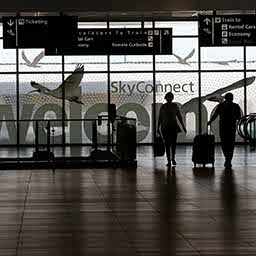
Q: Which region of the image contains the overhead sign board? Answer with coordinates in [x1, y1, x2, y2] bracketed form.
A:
[3, 16, 77, 49]
[46, 28, 172, 55]
[199, 15, 256, 46]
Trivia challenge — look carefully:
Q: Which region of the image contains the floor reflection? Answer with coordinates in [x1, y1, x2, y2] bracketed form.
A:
[0, 145, 256, 255]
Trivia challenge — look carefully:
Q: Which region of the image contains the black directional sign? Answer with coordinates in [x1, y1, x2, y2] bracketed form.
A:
[46, 28, 172, 55]
[3, 16, 77, 49]
[199, 15, 256, 46]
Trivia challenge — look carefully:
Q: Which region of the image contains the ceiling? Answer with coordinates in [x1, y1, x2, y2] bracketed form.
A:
[0, 10, 255, 21]
[0, 0, 254, 17]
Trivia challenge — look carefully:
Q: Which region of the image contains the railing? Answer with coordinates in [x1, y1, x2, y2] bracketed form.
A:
[237, 114, 256, 144]
[0, 117, 137, 161]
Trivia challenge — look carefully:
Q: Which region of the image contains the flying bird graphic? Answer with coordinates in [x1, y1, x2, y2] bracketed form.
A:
[172, 48, 195, 66]
[183, 76, 255, 107]
[27, 64, 84, 105]
[178, 76, 256, 134]
[205, 76, 255, 103]
[22, 50, 45, 68]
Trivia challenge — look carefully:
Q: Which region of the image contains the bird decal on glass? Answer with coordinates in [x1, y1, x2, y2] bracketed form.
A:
[183, 76, 255, 108]
[27, 64, 84, 105]
[22, 50, 45, 68]
[205, 76, 255, 103]
[172, 48, 195, 66]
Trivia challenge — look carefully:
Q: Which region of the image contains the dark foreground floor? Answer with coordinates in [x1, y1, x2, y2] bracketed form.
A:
[2, 145, 256, 255]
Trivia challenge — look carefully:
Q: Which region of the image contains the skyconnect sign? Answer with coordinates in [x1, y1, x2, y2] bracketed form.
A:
[110, 81, 195, 96]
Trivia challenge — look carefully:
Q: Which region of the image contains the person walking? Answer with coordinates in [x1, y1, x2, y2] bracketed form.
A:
[157, 92, 187, 167]
[207, 93, 242, 169]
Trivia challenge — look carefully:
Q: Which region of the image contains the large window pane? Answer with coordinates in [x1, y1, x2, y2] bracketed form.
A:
[110, 73, 153, 143]
[201, 72, 245, 142]
[78, 22, 107, 28]
[109, 22, 141, 28]
[19, 74, 63, 145]
[156, 38, 198, 70]
[0, 40, 16, 72]
[65, 56, 108, 72]
[246, 47, 256, 70]
[19, 48, 62, 72]
[0, 23, 2, 37]
[246, 72, 256, 114]
[201, 47, 244, 71]
[0, 75, 16, 145]
[144, 22, 153, 28]
[156, 73, 199, 142]
[65, 73, 108, 144]
[110, 55, 153, 71]
[155, 21, 198, 36]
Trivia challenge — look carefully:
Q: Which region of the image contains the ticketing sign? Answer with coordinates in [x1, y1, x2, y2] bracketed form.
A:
[3, 16, 77, 49]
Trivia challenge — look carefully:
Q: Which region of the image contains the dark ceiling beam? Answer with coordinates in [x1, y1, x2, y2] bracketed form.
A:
[0, 0, 254, 12]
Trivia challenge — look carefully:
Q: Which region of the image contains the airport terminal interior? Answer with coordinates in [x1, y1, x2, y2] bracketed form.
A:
[1, 9, 256, 255]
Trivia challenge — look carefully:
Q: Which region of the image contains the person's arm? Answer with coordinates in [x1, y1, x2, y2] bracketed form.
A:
[176, 105, 187, 133]
[207, 104, 220, 125]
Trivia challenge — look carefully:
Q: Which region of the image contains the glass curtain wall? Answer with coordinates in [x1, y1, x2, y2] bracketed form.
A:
[0, 19, 253, 146]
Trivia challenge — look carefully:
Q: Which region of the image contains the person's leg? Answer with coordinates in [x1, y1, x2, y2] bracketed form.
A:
[222, 144, 231, 168]
[225, 131, 236, 165]
[221, 138, 228, 158]
[220, 128, 229, 167]
[221, 135, 235, 168]
[171, 133, 178, 165]
[165, 142, 171, 166]
[162, 128, 171, 166]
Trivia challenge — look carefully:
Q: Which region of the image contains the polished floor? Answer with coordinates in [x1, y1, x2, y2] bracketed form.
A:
[2, 145, 256, 255]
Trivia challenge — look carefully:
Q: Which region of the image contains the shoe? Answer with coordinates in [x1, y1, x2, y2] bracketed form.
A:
[224, 161, 232, 169]
[172, 159, 177, 166]
[166, 162, 172, 167]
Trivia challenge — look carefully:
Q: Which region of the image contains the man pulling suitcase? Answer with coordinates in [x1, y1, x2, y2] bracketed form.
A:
[207, 93, 242, 169]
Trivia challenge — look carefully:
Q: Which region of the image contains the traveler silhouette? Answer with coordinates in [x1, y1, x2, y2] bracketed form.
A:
[157, 92, 187, 167]
[207, 93, 242, 169]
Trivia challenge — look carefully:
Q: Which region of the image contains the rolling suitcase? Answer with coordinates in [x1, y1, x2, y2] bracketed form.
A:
[116, 122, 136, 160]
[192, 131, 215, 168]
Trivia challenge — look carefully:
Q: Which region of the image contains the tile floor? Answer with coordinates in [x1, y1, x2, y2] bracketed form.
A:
[1, 145, 256, 255]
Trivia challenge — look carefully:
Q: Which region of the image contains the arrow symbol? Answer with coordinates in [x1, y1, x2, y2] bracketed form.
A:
[7, 19, 14, 26]
[203, 28, 211, 34]
[7, 30, 15, 36]
[204, 18, 211, 25]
